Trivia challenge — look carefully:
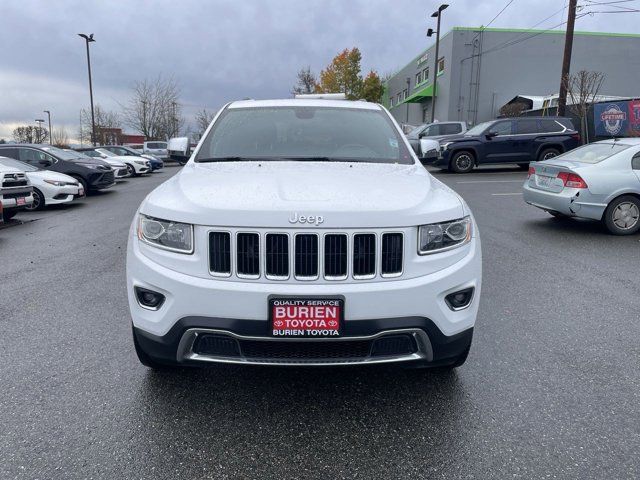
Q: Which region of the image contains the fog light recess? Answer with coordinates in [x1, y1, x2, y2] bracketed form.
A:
[445, 287, 474, 311]
[135, 286, 166, 310]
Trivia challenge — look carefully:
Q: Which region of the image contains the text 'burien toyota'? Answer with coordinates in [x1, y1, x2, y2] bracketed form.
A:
[127, 96, 482, 369]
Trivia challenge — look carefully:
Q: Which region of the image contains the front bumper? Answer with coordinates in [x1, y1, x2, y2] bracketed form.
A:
[523, 182, 607, 220]
[88, 170, 116, 190]
[127, 230, 481, 366]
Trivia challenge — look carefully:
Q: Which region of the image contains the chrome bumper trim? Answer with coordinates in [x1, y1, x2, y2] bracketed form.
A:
[176, 327, 433, 366]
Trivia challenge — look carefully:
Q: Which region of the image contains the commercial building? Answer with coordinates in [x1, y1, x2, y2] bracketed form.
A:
[384, 27, 640, 127]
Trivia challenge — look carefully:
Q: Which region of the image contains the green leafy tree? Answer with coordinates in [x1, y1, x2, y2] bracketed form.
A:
[315, 48, 363, 100]
[361, 70, 385, 103]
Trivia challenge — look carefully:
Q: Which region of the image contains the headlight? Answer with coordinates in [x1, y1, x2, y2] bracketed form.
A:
[78, 162, 101, 169]
[418, 216, 472, 255]
[137, 215, 194, 254]
[134, 160, 146, 165]
[44, 179, 73, 186]
[441, 142, 453, 151]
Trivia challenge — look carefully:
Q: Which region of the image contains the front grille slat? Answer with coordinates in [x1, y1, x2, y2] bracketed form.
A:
[237, 233, 260, 277]
[295, 234, 318, 279]
[324, 234, 347, 279]
[266, 234, 289, 279]
[353, 234, 376, 278]
[209, 232, 231, 275]
[381, 233, 403, 276]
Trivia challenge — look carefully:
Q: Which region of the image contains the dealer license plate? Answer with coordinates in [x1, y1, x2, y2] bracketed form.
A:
[16, 197, 26, 206]
[269, 298, 343, 337]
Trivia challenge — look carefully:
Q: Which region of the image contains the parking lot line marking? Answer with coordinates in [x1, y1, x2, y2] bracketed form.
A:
[457, 180, 524, 184]
[491, 192, 522, 196]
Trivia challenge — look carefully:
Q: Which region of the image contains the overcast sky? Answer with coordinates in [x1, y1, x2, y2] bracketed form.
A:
[1, 0, 638, 140]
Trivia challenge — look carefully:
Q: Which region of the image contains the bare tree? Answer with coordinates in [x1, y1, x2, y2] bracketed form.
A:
[292, 66, 317, 95]
[13, 126, 48, 143]
[499, 102, 528, 117]
[564, 70, 605, 143]
[123, 76, 185, 140]
[194, 108, 216, 139]
[51, 126, 70, 148]
[78, 104, 120, 145]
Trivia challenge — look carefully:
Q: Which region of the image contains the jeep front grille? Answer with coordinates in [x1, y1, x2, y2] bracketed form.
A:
[208, 230, 404, 281]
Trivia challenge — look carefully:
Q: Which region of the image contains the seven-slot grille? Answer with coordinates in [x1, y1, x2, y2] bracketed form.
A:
[208, 231, 403, 280]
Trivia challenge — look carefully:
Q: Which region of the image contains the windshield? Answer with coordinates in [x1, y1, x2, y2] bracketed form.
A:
[0, 157, 38, 172]
[196, 106, 413, 164]
[550, 142, 631, 164]
[464, 121, 494, 136]
[96, 149, 117, 157]
[42, 146, 84, 161]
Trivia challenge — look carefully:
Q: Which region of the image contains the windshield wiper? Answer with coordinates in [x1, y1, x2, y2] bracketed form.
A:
[281, 156, 361, 162]
[196, 156, 270, 163]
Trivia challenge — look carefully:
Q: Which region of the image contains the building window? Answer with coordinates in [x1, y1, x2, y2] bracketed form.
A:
[437, 57, 445, 75]
[402, 89, 408, 100]
[389, 97, 393, 107]
[415, 72, 422, 86]
[422, 67, 429, 83]
[396, 93, 401, 104]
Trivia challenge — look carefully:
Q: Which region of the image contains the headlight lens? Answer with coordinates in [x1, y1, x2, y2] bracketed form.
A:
[134, 160, 146, 165]
[78, 162, 100, 169]
[137, 215, 194, 254]
[418, 216, 472, 254]
[441, 142, 453, 151]
[44, 179, 68, 186]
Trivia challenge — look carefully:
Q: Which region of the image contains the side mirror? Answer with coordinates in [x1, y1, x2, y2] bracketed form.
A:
[38, 159, 52, 167]
[485, 131, 498, 139]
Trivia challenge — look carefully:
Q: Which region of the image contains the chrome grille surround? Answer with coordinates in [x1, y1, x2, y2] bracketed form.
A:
[207, 229, 404, 282]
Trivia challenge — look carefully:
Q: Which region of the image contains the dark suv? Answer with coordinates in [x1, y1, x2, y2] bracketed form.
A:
[0, 144, 115, 192]
[426, 117, 580, 173]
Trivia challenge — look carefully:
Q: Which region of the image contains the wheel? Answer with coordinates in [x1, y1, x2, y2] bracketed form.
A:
[25, 188, 44, 211]
[449, 151, 475, 173]
[132, 327, 171, 370]
[71, 176, 89, 195]
[126, 163, 137, 177]
[517, 163, 530, 170]
[603, 195, 640, 235]
[3, 210, 18, 221]
[538, 148, 560, 162]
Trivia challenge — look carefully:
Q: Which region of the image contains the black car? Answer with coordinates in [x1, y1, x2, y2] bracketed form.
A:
[425, 117, 581, 173]
[0, 144, 115, 192]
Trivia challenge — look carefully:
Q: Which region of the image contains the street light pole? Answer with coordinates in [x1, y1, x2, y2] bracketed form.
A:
[429, 4, 448, 123]
[35, 119, 45, 143]
[405, 77, 411, 123]
[44, 110, 52, 144]
[78, 33, 96, 146]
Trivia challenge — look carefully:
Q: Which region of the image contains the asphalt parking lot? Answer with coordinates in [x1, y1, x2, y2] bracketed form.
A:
[1, 165, 639, 479]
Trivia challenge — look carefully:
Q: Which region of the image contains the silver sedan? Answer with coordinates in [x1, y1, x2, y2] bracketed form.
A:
[523, 138, 640, 235]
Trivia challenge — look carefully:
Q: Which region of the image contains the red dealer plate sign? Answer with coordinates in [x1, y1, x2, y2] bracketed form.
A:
[269, 298, 343, 337]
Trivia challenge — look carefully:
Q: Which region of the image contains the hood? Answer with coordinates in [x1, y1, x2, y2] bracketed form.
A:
[103, 158, 127, 167]
[141, 161, 465, 228]
[28, 170, 78, 183]
[109, 155, 142, 164]
[69, 157, 110, 168]
[437, 134, 473, 144]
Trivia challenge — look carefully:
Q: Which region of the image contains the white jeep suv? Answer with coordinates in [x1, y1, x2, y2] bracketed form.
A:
[127, 98, 482, 369]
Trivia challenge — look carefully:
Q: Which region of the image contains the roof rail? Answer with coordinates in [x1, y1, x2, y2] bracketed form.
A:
[294, 93, 347, 100]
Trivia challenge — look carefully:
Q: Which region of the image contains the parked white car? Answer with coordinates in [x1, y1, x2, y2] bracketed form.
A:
[71, 149, 130, 179]
[143, 141, 168, 160]
[77, 148, 150, 176]
[0, 157, 34, 220]
[0, 156, 83, 210]
[127, 98, 482, 370]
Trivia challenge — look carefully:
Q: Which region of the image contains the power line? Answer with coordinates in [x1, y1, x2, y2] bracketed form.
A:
[471, 0, 517, 41]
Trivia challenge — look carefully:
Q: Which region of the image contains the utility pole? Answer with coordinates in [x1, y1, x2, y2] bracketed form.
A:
[405, 78, 411, 123]
[44, 110, 52, 144]
[557, 0, 577, 117]
[429, 4, 448, 123]
[78, 33, 97, 145]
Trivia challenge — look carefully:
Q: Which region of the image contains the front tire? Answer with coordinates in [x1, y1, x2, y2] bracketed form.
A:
[25, 188, 45, 211]
[126, 163, 138, 177]
[449, 151, 475, 173]
[603, 195, 640, 235]
[538, 148, 560, 162]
